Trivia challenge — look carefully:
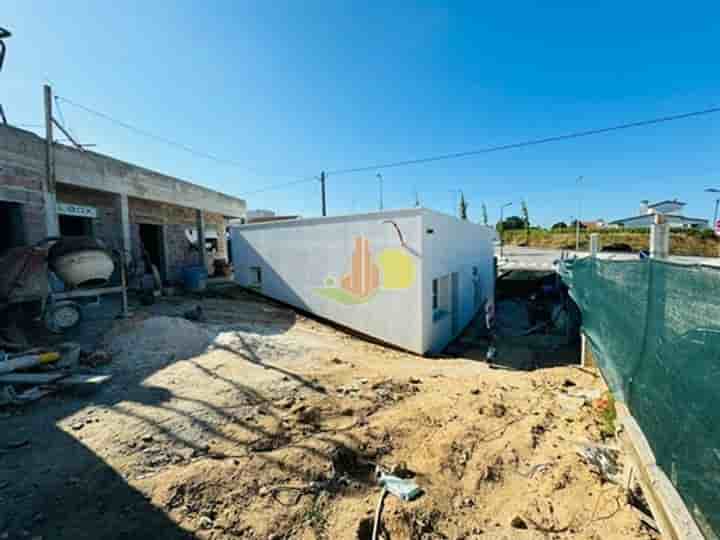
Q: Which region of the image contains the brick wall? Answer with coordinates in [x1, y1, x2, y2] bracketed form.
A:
[56, 183, 123, 251]
[128, 197, 228, 284]
[0, 165, 47, 246]
[0, 162, 227, 283]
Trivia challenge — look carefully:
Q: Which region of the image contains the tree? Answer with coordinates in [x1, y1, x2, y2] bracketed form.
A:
[570, 219, 587, 230]
[520, 200, 530, 243]
[551, 221, 568, 230]
[459, 191, 468, 220]
[481, 202, 488, 226]
[496, 215, 525, 232]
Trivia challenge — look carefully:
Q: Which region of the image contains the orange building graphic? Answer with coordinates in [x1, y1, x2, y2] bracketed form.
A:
[340, 237, 380, 298]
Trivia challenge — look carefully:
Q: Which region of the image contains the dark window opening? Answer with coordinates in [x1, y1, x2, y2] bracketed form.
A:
[0, 201, 25, 254]
[139, 223, 165, 279]
[59, 215, 93, 237]
[249, 266, 262, 286]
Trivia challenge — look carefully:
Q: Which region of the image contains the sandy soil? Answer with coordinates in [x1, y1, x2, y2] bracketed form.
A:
[0, 287, 657, 540]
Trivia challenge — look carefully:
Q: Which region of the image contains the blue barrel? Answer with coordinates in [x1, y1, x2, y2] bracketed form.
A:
[182, 265, 208, 291]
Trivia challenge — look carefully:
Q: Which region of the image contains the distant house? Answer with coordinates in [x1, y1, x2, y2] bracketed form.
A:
[581, 219, 607, 230]
[609, 199, 708, 229]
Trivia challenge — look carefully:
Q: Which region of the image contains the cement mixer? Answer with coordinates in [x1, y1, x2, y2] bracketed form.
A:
[48, 237, 115, 288]
[0, 237, 126, 334]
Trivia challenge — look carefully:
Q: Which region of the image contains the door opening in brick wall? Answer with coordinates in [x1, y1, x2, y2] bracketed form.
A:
[139, 223, 166, 280]
[59, 215, 94, 237]
[0, 201, 25, 254]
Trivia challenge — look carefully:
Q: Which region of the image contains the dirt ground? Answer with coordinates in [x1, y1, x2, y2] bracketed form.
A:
[0, 286, 658, 540]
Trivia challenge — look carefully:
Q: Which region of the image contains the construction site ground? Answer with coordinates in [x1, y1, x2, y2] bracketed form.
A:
[0, 286, 657, 540]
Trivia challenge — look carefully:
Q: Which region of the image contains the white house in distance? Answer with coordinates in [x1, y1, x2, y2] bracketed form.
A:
[230, 208, 495, 355]
[609, 199, 708, 229]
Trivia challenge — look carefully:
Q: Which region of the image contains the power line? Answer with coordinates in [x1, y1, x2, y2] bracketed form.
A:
[240, 176, 317, 196]
[56, 95, 290, 180]
[245, 104, 720, 196]
[325, 106, 720, 176]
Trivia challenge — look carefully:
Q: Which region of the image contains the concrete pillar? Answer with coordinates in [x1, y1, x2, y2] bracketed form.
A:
[116, 193, 131, 256]
[44, 191, 59, 237]
[650, 215, 670, 259]
[196, 209, 207, 269]
[590, 233, 600, 257]
[581, 332, 595, 368]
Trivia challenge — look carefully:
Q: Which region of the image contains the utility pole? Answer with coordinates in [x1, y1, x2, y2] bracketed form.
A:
[705, 188, 720, 235]
[575, 175, 584, 251]
[0, 28, 10, 124]
[43, 84, 59, 236]
[320, 171, 327, 217]
[377, 173, 383, 211]
[414, 188, 420, 208]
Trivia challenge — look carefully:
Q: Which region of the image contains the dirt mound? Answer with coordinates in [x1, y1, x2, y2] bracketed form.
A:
[106, 315, 214, 367]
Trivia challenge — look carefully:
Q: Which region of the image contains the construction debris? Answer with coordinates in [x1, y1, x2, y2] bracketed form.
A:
[0, 351, 59, 374]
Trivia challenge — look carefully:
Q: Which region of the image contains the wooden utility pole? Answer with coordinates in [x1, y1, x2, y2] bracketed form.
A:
[43, 84, 59, 236]
[320, 171, 327, 216]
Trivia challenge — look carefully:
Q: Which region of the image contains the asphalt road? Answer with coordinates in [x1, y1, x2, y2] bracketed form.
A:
[496, 245, 720, 270]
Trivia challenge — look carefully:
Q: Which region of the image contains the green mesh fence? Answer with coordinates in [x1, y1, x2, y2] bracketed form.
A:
[561, 257, 720, 538]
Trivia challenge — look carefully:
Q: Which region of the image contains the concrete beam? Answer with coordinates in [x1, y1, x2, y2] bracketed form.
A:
[0, 124, 246, 218]
[44, 191, 59, 237]
[650, 216, 670, 259]
[589, 233, 600, 257]
[115, 193, 131, 256]
[617, 403, 706, 540]
[196, 209, 207, 268]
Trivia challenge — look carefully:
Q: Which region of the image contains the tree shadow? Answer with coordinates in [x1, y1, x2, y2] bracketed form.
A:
[0, 287, 311, 539]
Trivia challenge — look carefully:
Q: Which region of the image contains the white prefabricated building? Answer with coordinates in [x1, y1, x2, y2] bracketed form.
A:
[230, 208, 495, 355]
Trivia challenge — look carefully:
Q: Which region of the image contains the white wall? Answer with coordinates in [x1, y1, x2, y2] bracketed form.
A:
[231, 210, 424, 353]
[420, 211, 495, 354]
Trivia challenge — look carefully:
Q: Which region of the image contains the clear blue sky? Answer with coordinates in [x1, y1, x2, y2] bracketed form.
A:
[3, 2, 719, 226]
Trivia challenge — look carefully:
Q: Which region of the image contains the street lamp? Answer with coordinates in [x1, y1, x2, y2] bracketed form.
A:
[575, 176, 584, 251]
[705, 188, 720, 234]
[377, 173, 383, 211]
[499, 202, 513, 259]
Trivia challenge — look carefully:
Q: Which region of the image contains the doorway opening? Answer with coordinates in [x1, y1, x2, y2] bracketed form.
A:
[138, 223, 165, 279]
[446, 269, 582, 369]
[0, 201, 25, 254]
[59, 214, 93, 237]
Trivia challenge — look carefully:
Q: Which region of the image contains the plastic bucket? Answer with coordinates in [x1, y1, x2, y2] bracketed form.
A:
[182, 265, 208, 291]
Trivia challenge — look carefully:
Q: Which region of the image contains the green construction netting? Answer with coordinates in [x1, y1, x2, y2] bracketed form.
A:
[561, 257, 720, 538]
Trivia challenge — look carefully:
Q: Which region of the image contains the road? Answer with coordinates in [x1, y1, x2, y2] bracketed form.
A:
[496, 245, 720, 271]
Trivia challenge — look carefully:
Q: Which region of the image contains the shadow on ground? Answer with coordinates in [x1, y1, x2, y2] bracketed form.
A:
[0, 285, 352, 539]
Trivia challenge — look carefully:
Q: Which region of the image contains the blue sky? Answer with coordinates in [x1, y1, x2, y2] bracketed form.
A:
[2, 2, 719, 226]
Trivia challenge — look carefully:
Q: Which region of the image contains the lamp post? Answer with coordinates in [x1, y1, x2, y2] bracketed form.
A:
[377, 173, 383, 211]
[705, 188, 720, 235]
[575, 175, 584, 251]
[499, 202, 513, 259]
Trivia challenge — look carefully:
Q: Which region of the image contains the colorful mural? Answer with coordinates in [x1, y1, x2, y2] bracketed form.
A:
[315, 236, 416, 305]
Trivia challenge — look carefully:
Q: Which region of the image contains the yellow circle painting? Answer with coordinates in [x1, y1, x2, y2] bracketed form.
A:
[377, 248, 416, 289]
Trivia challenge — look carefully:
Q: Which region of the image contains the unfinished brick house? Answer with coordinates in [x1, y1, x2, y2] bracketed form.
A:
[0, 124, 246, 283]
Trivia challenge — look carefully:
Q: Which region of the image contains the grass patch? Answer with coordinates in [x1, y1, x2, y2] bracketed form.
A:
[594, 391, 618, 439]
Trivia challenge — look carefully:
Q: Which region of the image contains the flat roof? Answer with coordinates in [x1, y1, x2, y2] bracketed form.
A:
[230, 207, 493, 232]
[648, 199, 686, 208]
[610, 213, 707, 225]
[0, 124, 246, 217]
[230, 208, 427, 231]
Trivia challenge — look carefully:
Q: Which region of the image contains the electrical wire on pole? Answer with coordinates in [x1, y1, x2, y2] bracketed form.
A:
[53, 95, 720, 200]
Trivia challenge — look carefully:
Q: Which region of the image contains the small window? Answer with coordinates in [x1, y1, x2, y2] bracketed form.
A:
[432, 274, 450, 322]
[249, 266, 262, 287]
